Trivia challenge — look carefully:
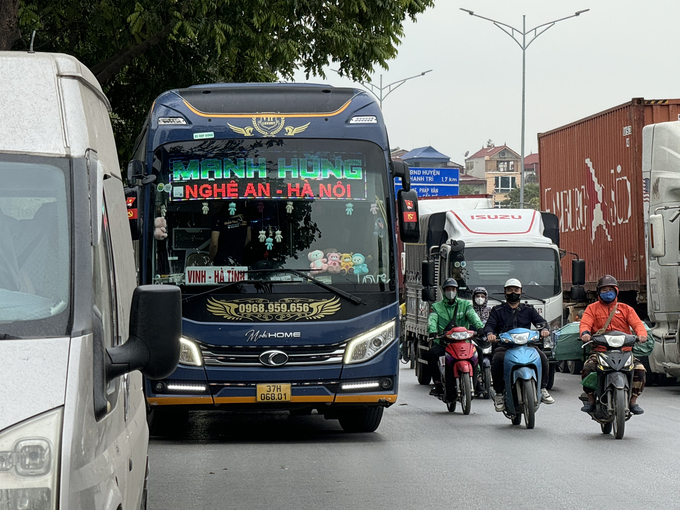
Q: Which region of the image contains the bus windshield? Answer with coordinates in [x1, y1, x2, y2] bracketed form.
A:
[150, 138, 393, 290]
[0, 156, 71, 335]
[452, 247, 561, 300]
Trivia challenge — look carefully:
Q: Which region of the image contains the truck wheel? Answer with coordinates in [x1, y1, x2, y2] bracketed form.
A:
[338, 406, 384, 433]
[546, 363, 556, 390]
[416, 358, 431, 385]
[409, 341, 416, 369]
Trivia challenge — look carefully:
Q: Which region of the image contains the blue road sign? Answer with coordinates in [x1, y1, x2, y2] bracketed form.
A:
[395, 167, 459, 197]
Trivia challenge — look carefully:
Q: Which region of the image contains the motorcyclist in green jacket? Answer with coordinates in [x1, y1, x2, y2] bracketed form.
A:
[427, 278, 485, 396]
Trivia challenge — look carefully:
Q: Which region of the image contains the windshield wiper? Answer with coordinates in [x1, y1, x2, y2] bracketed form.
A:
[182, 279, 266, 303]
[181, 269, 364, 305]
[253, 268, 364, 305]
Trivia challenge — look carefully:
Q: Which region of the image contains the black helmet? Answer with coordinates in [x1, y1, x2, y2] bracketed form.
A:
[442, 278, 458, 289]
[596, 274, 618, 291]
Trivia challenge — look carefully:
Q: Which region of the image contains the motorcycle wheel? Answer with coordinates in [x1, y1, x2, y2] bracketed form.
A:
[546, 363, 556, 390]
[601, 421, 613, 435]
[446, 399, 456, 412]
[460, 373, 472, 415]
[522, 379, 536, 430]
[511, 414, 522, 425]
[612, 388, 627, 439]
[483, 366, 493, 400]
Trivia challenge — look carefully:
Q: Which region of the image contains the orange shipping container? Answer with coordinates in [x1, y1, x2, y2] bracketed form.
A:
[538, 98, 680, 295]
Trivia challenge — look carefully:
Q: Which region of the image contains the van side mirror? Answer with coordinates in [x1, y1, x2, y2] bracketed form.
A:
[422, 288, 437, 303]
[398, 188, 420, 243]
[572, 258, 586, 286]
[105, 285, 181, 382]
[649, 214, 666, 257]
[422, 260, 435, 287]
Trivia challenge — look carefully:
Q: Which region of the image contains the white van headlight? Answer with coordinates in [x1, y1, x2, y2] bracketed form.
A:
[344, 321, 396, 364]
[179, 337, 203, 366]
[0, 407, 62, 510]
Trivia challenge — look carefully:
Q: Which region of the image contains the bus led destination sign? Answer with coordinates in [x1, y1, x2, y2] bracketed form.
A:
[169, 155, 367, 201]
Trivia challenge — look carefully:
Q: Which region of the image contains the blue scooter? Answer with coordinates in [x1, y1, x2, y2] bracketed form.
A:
[499, 328, 542, 429]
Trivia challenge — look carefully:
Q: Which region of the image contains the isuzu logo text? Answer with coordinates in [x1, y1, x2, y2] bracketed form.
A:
[469, 214, 523, 220]
[245, 329, 302, 342]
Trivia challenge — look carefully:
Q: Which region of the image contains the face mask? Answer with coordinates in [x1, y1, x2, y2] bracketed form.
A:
[445, 290, 457, 301]
[505, 292, 521, 303]
[600, 291, 616, 303]
[475, 297, 485, 305]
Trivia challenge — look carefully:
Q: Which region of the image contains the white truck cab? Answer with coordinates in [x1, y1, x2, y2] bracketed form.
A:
[0, 52, 181, 509]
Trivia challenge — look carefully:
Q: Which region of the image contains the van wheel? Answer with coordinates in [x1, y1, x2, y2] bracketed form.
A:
[338, 406, 384, 432]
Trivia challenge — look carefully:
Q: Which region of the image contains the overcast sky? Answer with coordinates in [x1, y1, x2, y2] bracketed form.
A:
[293, 0, 680, 165]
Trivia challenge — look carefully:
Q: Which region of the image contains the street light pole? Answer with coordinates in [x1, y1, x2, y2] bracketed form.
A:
[337, 70, 433, 109]
[460, 8, 589, 209]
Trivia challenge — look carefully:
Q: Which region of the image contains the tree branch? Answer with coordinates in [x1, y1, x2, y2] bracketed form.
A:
[93, 22, 174, 85]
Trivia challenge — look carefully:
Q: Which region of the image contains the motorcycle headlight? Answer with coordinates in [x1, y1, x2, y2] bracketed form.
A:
[624, 356, 634, 368]
[598, 354, 610, 368]
[179, 337, 203, 367]
[344, 321, 396, 364]
[0, 407, 62, 510]
[482, 346, 492, 355]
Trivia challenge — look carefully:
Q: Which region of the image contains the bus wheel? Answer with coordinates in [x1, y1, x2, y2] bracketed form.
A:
[337, 406, 384, 433]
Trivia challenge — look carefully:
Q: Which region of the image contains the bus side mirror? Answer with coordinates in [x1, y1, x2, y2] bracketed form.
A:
[649, 214, 666, 257]
[125, 187, 143, 241]
[398, 188, 420, 243]
[392, 160, 411, 192]
[572, 258, 586, 286]
[422, 260, 435, 287]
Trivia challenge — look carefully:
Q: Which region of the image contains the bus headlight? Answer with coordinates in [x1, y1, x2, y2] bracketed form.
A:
[179, 337, 203, 367]
[0, 407, 62, 510]
[344, 321, 396, 364]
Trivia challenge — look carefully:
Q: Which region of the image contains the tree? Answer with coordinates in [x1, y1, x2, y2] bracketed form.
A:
[4, 0, 433, 160]
[500, 183, 540, 210]
[459, 184, 480, 196]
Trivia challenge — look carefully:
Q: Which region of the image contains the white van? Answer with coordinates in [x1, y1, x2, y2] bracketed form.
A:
[0, 52, 181, 509]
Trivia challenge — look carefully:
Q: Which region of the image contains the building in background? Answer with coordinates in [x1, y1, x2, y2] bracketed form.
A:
[524, 152, 540, 183]
[464, 141, 521, 202]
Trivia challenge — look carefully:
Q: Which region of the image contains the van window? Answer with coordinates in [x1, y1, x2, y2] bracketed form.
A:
[0, 156, 70, 337]
[93, 200, 119, 348]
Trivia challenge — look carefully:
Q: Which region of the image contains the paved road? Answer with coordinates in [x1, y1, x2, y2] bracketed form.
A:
[149, 366, 680, 509]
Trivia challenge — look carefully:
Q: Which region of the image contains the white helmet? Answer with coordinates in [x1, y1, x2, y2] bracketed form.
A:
[504, 278, 522, 289]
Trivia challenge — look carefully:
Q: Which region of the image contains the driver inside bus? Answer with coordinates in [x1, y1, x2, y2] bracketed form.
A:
[210, 203, 252, 266]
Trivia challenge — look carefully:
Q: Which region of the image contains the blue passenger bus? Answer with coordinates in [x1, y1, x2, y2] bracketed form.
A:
[127, 83, 419, 432]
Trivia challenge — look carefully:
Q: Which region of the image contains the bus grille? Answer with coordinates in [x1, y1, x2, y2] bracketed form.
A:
[200, 341, 347, 366]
